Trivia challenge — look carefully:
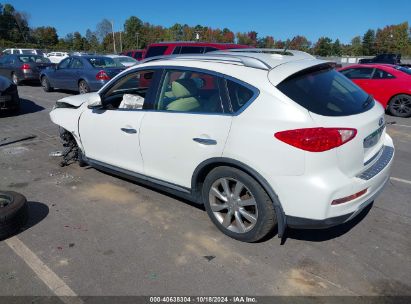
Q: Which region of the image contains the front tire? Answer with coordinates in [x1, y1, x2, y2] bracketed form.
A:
[388, 94, 411, 117]
[202, 166, 277, 242]
[78, 80, 90, 94]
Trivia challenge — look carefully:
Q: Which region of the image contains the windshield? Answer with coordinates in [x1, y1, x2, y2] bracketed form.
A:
[87, 57, 122, 68]
[18, 55, 50, 63]
[277, 65, 374, 116]
[394, 66, 411, 76]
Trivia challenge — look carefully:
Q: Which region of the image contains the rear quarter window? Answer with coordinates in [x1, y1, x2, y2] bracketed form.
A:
[226, 79, 255, 112]
[277, 66, 374, 116]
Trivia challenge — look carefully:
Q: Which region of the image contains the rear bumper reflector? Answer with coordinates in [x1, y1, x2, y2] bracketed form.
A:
[331, 189, 367, 205]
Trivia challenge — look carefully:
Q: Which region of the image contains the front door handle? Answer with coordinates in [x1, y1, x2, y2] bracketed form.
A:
[193, 138, 217, 145]
[121, 127, 137, 134]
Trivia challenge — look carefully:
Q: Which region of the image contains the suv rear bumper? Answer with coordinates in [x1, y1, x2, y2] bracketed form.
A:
[286, 173, 389, 229]
[275, 134, 394, 228]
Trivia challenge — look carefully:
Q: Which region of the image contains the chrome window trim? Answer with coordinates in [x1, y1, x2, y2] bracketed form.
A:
[102, 65, 260, 116]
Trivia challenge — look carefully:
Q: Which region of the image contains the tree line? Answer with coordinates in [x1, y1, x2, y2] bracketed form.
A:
[1, 2, 411, 57]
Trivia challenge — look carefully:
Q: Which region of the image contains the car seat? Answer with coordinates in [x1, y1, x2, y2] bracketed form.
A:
[166, 79, 201, 112]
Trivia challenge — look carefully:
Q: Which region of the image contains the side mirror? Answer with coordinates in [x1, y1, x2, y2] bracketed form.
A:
[86, 92, 103, 109]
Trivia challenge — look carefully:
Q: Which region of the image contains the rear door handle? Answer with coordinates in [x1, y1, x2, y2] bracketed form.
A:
[193, 138, 217, 145]
[121, 127, 137, 134]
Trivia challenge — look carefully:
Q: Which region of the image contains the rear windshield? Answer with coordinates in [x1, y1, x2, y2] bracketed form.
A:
[18, 55, 50, 63]
[21, 49, 35, 54]
[145, 46, 168, 58]
[277, 65, 374, 116]
[87, 57, 121, 68]
[394, 66, 411, 76]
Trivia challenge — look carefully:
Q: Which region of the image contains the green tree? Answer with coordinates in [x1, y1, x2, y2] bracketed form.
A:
[313, 37, 333, 56]
[72, 32, 84, 50]
[85, 29, 99, 52]
[31, 26, 58, 46]
[350, 36, 362, 55]
[123, 16, 143, 49]
[362, 29, 375, 55]
[332, 39, 342, 56]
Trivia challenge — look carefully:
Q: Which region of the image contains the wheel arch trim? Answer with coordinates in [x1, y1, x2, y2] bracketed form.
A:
[191, 157, 287, 237]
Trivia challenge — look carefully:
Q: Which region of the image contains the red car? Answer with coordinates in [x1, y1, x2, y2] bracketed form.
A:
[144, 42, 250, 59]
[339, 64, 411, 117]
[121, 49, 146, 61]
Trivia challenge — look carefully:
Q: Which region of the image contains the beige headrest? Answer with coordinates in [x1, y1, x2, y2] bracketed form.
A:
[172, 79, 198, 98]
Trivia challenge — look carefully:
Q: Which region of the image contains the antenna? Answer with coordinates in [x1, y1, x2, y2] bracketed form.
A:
[283, 36, 296, 55]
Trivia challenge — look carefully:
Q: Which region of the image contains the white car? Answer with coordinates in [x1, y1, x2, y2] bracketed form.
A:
[2, 48, 46, 57]
[46, 52, 69, 64]
[49, 49, 394, 242]
[106, 54, 138, 67]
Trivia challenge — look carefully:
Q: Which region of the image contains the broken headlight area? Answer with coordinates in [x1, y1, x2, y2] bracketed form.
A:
[53, 101, 79, 110]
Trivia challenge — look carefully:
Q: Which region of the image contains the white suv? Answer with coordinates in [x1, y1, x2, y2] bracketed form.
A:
[49, 49, 394, 242]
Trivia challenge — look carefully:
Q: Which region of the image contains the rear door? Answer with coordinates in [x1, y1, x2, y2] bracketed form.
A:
[52, 58, 72, 88]
[139, 68, 232, 188]
[67, 58, 84, 90]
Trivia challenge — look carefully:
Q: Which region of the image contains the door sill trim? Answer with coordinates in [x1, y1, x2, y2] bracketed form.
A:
[88, 158, 192, 195]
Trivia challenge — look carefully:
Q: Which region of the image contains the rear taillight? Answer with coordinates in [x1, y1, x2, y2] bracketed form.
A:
[20, 63, 31, 70]
[331, 189, 367, 205]
[96, 70, 110, 80]
[274, 128, 357, 152]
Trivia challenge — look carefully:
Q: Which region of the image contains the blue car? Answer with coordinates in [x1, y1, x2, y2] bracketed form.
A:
[40, 55, 125, 94]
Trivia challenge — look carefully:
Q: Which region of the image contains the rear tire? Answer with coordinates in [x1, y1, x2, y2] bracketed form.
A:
[41, 76, 53, 92]
[202, 166, 277, 242]
[388, 94, 411, 117]
[0, 191, 28, 240]
[78, 80, 90, 94]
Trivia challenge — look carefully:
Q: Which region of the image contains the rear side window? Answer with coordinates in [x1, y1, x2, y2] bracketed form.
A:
[277, 66, 374, 116]
[226, 80, 255, 112]
[87, 57, 120, 68]
[372, 69, 395, 79]
[145, 46, 168, 58]
[340, 68, 373, 79]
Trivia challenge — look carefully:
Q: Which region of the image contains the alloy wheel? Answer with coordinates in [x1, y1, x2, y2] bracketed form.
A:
[79, 81, 89, 94]
[208, 177, 258, 233]
[390, 95, 411, 117]
[12, 73, 19, 85]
